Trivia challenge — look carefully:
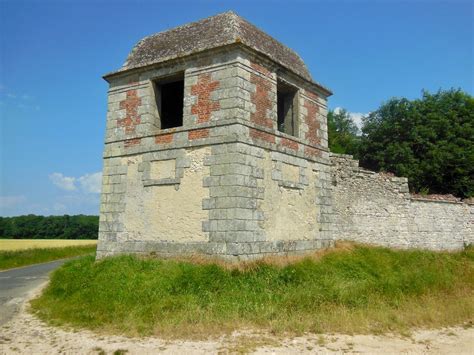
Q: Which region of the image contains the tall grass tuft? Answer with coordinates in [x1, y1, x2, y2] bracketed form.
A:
[31, 243, 474, 338]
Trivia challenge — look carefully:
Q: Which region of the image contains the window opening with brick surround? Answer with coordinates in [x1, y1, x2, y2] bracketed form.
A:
[154, 75, 184, 129]
[277, 80, 299, 137]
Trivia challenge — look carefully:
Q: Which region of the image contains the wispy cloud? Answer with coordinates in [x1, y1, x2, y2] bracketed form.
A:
[1, 86, 40, 111]
[1, 171, 102, 215]
[49, 173, 77, 191]
[0, 195, 27, 209]
[78, 172, 102, 194]
[42, 171, 103, 215]
[334, 107, 368, 130]
[49, 171, 102, 194]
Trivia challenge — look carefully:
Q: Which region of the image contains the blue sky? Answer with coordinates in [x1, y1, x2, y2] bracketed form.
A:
[0, 0, 472, 216]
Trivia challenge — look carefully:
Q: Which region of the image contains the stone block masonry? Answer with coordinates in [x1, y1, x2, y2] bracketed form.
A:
[98, 12, 471, 261]
[331, 154, 474, 250]
[98, 12, 334, 260]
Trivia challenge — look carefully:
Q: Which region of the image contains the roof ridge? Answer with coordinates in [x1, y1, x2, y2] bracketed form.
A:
[228, 11, 241, 42]
[129, 11, 236, 49]
[113, 11, 331, 92]
[122, 11, 237, 70]
[231, 14, 310, 77]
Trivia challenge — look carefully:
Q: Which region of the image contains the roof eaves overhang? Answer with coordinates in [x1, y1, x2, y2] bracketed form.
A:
[103, 42, 332, 97]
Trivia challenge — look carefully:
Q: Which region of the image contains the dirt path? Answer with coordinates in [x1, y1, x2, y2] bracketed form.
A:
[0, 259, 71, 326]
[1, 283, 473, 354]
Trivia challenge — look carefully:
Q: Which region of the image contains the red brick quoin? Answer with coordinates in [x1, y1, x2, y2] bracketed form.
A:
[191, 73, 220, 123]
[280, 137, 299, 151]
[155, 133, 174, 144]
[124, 138, 141, 148]
[249, 128, 275, 144]
[303, 97, 321, 146]
[188, 128, 210, 140]
[304, 145, 322, 158]
[304, 89, 319, 102]
[118, 90, 142, 134]
[250, 63, 273, 129]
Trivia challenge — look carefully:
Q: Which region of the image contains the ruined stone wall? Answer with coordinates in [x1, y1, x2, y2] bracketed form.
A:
[100, 40, 471, 258]
[331, 154, 474, 250]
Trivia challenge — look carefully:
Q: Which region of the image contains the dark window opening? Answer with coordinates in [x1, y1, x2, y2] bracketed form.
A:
[155, 77, 184, 129]
[277, 81, 298, 137]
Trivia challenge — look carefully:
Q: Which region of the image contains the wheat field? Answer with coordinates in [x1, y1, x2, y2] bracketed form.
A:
[0, 239, 98, 251]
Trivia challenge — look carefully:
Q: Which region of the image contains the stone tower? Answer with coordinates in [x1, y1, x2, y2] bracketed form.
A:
[97, 12, 334, 260]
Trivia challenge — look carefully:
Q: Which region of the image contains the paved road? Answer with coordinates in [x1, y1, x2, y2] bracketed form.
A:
[0, 259, 69, 326]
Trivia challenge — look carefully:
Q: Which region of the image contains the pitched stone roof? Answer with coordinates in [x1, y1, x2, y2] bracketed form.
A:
[117, 12, 317, 84]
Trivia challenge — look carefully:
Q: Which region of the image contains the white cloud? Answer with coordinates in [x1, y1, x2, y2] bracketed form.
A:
[0, 195, 26, 209]
[348, 112, 366, 130]
[49, 173, 77, 191]
[49, 171, 102, 194]
[78, 172, 102, 194]
[44, 171, 102, 215]
[334, 107, 368, 130]
[0, 180, 102, 216]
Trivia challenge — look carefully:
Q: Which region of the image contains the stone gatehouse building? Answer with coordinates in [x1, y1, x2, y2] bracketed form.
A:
[97, 12, 335, 259]
[97, 12, 473, 259]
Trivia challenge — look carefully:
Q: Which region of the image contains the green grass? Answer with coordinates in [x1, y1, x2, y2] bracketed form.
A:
[31, 243, 474, 339]
[0, 245, 97, 270]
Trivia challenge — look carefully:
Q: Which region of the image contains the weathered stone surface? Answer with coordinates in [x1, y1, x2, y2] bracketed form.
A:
[98, 13, 470, 262]
[331, 153, 473, 250]
[111, 12, 329, 89]
[99, 38, 332, 260]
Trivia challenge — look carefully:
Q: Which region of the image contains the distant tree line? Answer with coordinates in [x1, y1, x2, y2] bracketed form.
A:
[328, 89, 474, 198]
[0, 215, 99, 239]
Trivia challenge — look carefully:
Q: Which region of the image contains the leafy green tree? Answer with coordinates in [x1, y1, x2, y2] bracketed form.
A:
[359, 89, 474, 197]
[0, 215, 99, 239]
[327, 108, 360, 155]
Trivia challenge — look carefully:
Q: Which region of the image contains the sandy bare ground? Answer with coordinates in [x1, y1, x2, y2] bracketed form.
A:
[0, 283, 473, 354]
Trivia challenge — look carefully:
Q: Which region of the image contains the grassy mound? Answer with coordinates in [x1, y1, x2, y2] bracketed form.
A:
[0, 245, 97, 270]
[31, 244, 474, 338]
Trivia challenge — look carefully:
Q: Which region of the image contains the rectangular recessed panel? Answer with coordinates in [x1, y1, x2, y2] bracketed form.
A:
[150, 160, 176, 180]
